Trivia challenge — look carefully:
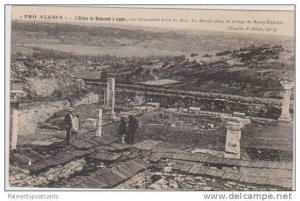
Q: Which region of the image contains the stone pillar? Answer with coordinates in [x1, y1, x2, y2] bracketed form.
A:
[11, 102, 20, 150]
[279, 81, 294, 122]
[111, 79, 115, 118]
[106, 78, 115, 118]
[221, 115, 250, 159]
[10, 90, 25, 150]
[106, 81, 110, 107]
[103, 90, 106, 106]
[96, 109, 102, 137]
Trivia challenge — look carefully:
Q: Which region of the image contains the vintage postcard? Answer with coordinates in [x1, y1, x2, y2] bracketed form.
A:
[6, 5, 295, 191]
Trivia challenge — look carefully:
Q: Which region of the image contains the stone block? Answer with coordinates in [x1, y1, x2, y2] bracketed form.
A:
[145, 102, 160, 109]
[280, 179, 293, 189]
[203, 187, 212, 191]
[172, 163, 184, 171]
[227, 181, 237, 186]
[272, 162, 283, 169]
[233, 112, 246, 117]
[197, 166, 208, 175]
[240, 175, 252, 183]
[170, 123, 176, 128]
[222, 172, 234, 179]
[230, 173, 242, 181]
[265, 177, 277, 186]
[286, 162, 293, 170]
[281, 162, 287, 169]
[199, 156, 209, 163]
[207, 123, 215, 129]
[164, 166, 172, 173]
[256, 176, 268, 185]
[264, 161, 273, 169]
[215, 169, 225, 177]
[240, 160, 251, 167]
[254, 161, 266, 168]
[189, 165, 200, 174]
[224, 183, 232, 188]
[248, 176, 259, 184]
[188, 107, 201, 114]
[181, 164, 192, 172]
[82, 118, 97, 130]
[133, 106, 148, 113]
[205, 168, 216, 177]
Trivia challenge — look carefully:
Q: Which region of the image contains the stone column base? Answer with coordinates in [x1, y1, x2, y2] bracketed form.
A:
[224, 152, 240, 159]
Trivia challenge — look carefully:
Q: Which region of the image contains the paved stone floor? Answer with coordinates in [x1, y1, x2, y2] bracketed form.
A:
[9, 134, 293, 190]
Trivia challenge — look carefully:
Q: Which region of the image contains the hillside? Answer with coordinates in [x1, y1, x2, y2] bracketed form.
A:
[10, 21, 295, 99]
[11, 21, 289, 57]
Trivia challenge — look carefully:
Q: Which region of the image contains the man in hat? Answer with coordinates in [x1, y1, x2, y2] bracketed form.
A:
[64, 108, 74, 145]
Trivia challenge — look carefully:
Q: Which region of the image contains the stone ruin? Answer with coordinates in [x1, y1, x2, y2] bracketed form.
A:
[96, 109, 102, 137]
[10, 90, 26, 150]
[279, 80, 293, 122]
[105, 78, 116, 119]
[221, 114, 251, 159]
[8, 78, 294, 190]
[10, 78, 294, 158]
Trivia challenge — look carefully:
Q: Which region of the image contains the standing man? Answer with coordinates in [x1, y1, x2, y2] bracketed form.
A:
[64, 108, 74, 145]
[119, 117, 127, 144]
[72, 112, 80, 140]
[128, 115, 138, 144]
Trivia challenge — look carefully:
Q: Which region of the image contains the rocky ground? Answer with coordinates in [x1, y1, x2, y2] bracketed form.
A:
[119, 171, 282, 191]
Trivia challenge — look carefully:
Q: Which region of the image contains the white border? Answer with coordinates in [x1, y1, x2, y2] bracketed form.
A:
[4, 5, 11, 194]
[1, 1, 298, 201]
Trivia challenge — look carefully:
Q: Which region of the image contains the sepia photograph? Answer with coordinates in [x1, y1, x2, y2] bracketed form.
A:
[6, 5, 295, 191]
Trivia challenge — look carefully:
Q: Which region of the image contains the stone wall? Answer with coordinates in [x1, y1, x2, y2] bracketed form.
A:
[18, 100, 69, 136]
[16, 92, 99, 136]
[96, 87, 282, 119]
[73, 92, 98, 106]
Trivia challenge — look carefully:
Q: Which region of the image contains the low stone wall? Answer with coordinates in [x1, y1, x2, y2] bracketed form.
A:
[18, 100, 69, 136]
[73, 92, 98, 106]
[95, 86, 282, 119]
[16, 92, 99, 136]
[85, 80, 287, 119]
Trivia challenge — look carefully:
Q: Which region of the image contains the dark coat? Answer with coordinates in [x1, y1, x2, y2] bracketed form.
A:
[64, 113, 73, 131]
[127, 116, 138, 144]
[119, 120, 127, 136]
[128, 116, 138, 132]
